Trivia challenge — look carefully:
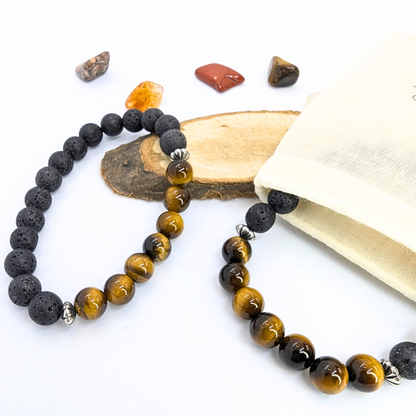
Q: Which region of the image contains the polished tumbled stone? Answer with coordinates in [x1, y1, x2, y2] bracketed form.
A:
[125, 81, 164, 112]
[268, 56, 299, 87]
[195, 63, 245, 92]
[75, 51, 110, 82]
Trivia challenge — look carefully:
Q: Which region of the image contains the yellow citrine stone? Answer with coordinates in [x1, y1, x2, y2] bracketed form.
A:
[125, 81, 164, 111]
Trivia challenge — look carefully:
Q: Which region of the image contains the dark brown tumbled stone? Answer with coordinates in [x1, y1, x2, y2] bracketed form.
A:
[268, 56, 299, 87]
[76, 51, 110, 82]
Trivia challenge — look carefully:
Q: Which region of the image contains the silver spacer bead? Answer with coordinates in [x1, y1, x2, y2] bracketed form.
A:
[170, 148, 190, 161]
[61, 301, 76, 327]
[380, 359, 402, 386]
[236, 224, 256, 241]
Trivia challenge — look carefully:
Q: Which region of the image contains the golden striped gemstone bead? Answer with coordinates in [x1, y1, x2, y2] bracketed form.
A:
[124, 253, 155, 283]
[104, 274, 135, 305]
[74, 287, 107, 320]
[232, 287, 264, 320]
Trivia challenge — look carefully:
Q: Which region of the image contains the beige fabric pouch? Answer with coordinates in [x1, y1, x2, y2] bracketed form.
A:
[254, 33, 416, 301]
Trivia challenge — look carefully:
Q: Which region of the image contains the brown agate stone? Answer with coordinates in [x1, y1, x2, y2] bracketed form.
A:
[232, 287, 264, 320]
[219, 263, 250, 293]
[222, 236, 252, 264]
[279, 334, 315, 370]
[195, 63, 245, 92]
[74, 287, 107, 320]
[310, 356, 349, 394]
[166, 160, 193, 186]
[125, 81, 163, 111]
[124, 253, 155, 283]
[268, 56, 299, 87]
[75, 51, 110, 82]
[346, 354, 384, 392]
[143, 233, 171, 262]
[156, 211, 184, 239]
[163, 186, 191, 213]
[250, 313, 285, 348]
[104, 274, 135, 305]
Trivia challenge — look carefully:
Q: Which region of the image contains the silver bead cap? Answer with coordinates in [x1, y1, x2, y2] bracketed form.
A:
[61, 301, 76, 327]
[170, 148, 190, 161]
[236, 224, 256, 241]
[380, 359, 402, 386]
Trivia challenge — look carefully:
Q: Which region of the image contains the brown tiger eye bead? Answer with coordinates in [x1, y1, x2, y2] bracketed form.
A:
[166, 160, 193, 186]
[232, 287, 264, 320]
[279, 334, 315, 370]
[310, 356, 349, 395]
[104, 274, 135, 305]
[163, 186, 190, 213]
[124, 253, 155, 283]
[219, 263, 250, 293]
[156, 211, 184, 239]
[74, 287, 107, 320]
[222, 236, 252, 264]
[346, 354, 384, 393]
[250, 312, 285, 348]
[143, 232, 171, 262]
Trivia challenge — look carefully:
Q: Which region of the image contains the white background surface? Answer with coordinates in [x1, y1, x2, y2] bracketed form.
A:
[1, 1, 416, 415]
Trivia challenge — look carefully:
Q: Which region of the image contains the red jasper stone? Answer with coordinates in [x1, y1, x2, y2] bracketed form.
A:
[195, 63, 245, 93]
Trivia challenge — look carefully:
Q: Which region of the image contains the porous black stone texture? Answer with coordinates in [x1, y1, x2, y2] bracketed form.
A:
[48, 151, 74, 176]
[28, 291, 63, 326]
[390, 341, 416, 380]
[154, 115, 181, 137]
[16, 207, 45, 232]
[122, 109, 143, 132]
[63, 136, 88, 160]
[79, 123, 103, 147]
[4, 248, 37, 278]
[268, 190, 299, 215]
[245, 203, 276, 233]
[8, 274, 42, 307]
[142, 108, 164, 133]
[160, 129, 187, 156]
[35, 166, 62, 192]
[25, 187, 52, 212]
[101, 113, 123, 136]
[10, 227, 39, 251]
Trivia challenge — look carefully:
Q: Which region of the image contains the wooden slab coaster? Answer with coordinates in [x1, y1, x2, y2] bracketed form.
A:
[101, 110, 299, 201]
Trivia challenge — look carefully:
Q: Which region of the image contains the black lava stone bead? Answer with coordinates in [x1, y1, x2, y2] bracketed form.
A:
[268, 190, 299, 215]
[10, 227, 39, 251]
[4, 248, 37, 278]
[28, 291, 63, 326]
[35, 166, 62, 192]
[154, 115, 181, 137]
[245, 203, 276, 233]
[24, 187, 52, 212]
[390, 341, 416, 380]
[142, 108, 164, 133]
[101, 113, 123, 136]
[160, 129, 187, 156]
[48, 150, 74, 176]
[8, 274, 42, 307]
[16, 207, 45, 232]
[122, 109, 143, 132]
[79, 123, 103, 147]
[63, 136, 88, 160]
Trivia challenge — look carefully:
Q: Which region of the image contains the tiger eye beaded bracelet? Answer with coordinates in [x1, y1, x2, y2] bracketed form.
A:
[5, 107, 193, 326]
[219, 190, 416, 394]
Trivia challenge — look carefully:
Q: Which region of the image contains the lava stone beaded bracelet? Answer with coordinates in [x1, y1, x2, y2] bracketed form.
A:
[5, 108, 192, 326]
[219, 191, 416, 394]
